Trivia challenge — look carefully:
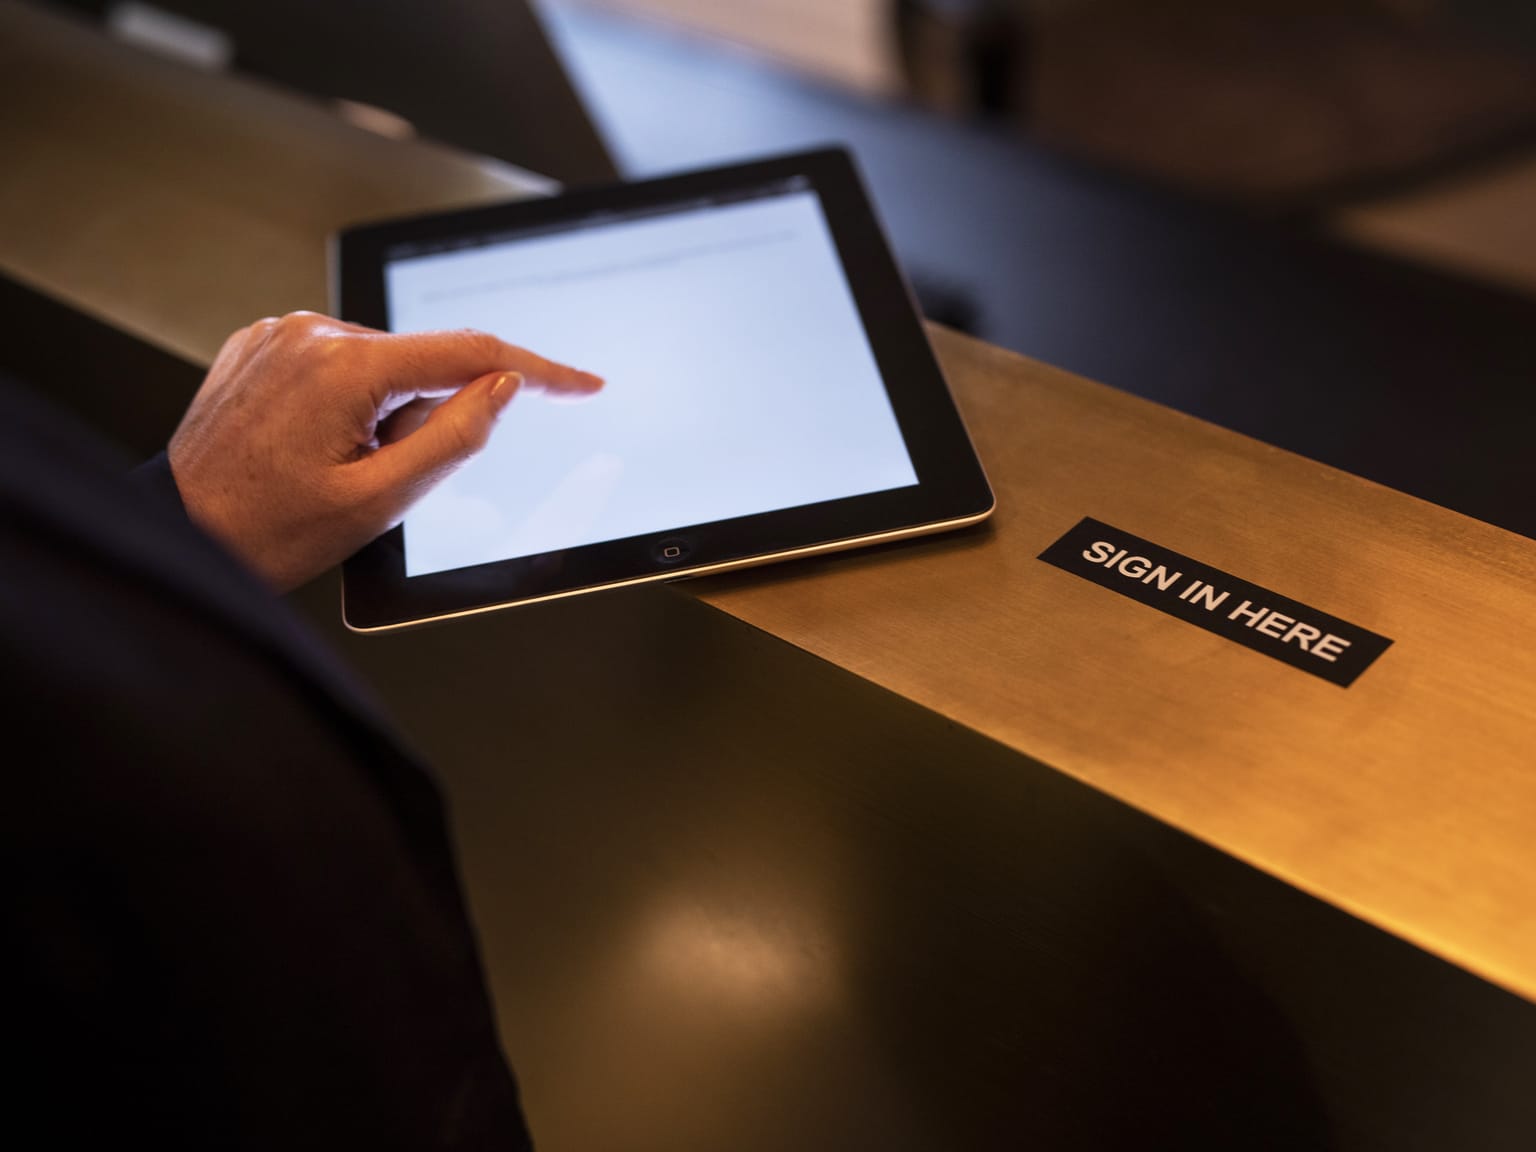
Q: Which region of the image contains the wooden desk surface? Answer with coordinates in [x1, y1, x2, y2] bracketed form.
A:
[0, 0, 548, 365]
[698, 328, 1536, 1003]
[8, 0, 1536, 1006]
[19, 274, 1536, 1151]
[8, 9, 1536, 1142]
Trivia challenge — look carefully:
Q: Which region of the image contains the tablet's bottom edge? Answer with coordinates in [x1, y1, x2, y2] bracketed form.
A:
[342, 503, 995, 635]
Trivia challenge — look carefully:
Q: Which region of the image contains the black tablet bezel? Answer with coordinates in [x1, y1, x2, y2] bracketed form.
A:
[333, 148, 993, 631]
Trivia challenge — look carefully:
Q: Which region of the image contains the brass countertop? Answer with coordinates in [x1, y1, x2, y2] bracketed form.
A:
[699, 326, 1536, 1002]
[7, 0, 1536, 1009]
[0, 0, 549, 365]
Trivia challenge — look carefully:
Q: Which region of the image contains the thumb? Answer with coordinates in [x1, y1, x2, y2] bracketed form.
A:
[362, 370, 520, 506]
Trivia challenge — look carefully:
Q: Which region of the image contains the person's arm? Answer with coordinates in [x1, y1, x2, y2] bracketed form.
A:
[129, 450, 190, 516]
[166, 310, 603, 591]
[3, 341, 608, 1148]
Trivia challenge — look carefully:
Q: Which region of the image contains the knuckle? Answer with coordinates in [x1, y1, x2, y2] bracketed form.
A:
[456, 327, 503, 357]
[269, 311, 355, 365]
[256, 315, 297, 349]
[274, 311, 311, 339]
[448, 411, 487, 457]
[277, 310, 332, 338]
[333, 470, 389, 527]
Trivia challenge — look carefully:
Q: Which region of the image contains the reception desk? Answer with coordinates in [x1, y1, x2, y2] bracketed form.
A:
[6, 4, 1536, 1147]
[701, 326, 1536, 1003]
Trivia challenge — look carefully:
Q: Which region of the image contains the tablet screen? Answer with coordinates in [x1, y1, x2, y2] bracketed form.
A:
[338, 149, 993, 630]
[384, 178, 919, 578]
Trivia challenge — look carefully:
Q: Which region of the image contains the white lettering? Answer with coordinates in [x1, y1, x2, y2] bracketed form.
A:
[1193, 585, 1229, 611]
[1228, 599, 1265, 626]
[1256, 611, 1293, 639]
[1083, 540, 1115, 565]
[1281, 622, 1321, 651]
[1313, 634, 1352, 663]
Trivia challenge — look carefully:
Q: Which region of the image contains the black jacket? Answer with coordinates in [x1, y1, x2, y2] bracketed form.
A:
[0, 372, 533, 1150]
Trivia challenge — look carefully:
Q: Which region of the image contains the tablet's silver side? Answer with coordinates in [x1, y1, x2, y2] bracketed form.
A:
[342, 502, 996, 634]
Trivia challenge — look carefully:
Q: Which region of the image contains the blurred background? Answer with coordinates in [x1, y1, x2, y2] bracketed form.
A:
[9, 9, 1536, 1149]
[14, 0, 1536, 536]
[536, 0, 1536, 539]
[551, 0, 1536, 297]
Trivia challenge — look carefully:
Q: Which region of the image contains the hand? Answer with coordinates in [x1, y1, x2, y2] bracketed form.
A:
[168, 311, 604, 592]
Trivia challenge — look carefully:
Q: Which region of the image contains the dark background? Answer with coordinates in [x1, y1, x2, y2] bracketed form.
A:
[10, 3, 1536, 1147]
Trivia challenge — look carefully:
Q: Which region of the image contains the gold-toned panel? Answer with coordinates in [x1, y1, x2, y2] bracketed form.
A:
[698, 326, 1536, 1002]
[0, 0, 548, 365]
[8, 0, 1535, 1010]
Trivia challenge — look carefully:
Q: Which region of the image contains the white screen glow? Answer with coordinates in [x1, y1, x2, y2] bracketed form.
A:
[385, 188, 918, 577]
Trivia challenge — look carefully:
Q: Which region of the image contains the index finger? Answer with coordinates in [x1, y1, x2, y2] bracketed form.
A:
[363, 328, 604, 401]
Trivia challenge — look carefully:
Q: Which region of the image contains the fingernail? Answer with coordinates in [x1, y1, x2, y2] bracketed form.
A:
[490, 371, 521, 414]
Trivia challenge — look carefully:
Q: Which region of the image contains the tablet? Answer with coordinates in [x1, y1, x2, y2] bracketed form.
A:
[332, 148, 993, 631]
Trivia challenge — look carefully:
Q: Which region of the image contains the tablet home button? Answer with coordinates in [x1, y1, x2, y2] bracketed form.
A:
[652, 536, 694, 564]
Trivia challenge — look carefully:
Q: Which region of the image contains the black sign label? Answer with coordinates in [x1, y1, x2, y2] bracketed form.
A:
[1038, 518, 1392, 687]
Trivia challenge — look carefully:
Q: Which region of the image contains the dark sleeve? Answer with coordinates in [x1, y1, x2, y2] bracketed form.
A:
[0, 382, 535, 1151]
[127, 449, 191, 519]
[2, 510, 535, 1152]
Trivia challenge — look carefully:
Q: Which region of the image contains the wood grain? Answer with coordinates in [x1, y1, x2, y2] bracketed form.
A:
[698, 325, 1536, 1002]
[8, 0, 1535, 1011]
[0, 0, 548, 366]
[563, 0, 899, 95]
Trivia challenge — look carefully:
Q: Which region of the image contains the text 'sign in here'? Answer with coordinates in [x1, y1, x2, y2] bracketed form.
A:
[1038, 517, 1392, 687]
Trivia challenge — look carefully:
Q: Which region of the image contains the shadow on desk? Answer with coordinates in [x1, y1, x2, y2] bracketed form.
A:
[547, 1, 1536, 543]
[304, 581, 1534, 1151]
[7, 272, 1536, 1150]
